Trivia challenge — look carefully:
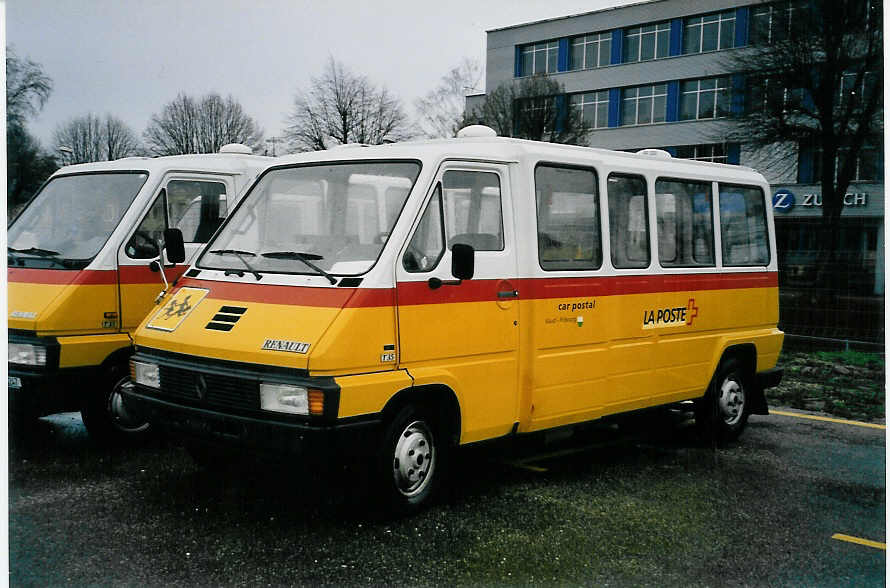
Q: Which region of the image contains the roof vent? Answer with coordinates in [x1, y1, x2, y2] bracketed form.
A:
[457, 125, 497, 138]
[219, 143, 252, 155]
[636, 148, 672, 159]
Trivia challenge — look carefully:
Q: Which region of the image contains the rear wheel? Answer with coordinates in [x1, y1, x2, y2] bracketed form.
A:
[376, 404, 445, 516]
[695, 357, 750, 442]
[81, 363, 151, 444]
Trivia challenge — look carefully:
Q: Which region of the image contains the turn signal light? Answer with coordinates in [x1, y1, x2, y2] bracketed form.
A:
[308, 389, 324, 416]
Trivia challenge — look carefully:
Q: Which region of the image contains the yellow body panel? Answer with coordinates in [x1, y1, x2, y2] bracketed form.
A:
[8, 281, 120, 336]
[136, 294, 340, 369]
[58, 334, 133, 368]
[335, 370, 413, 418]
[134, 278, 782, 446]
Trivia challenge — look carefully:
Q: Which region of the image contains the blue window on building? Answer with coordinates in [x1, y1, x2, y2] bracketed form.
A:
[621, 84, 667, 126]
[570, 90, 610, 129]
[750, 1, 803, 45]
[623, 21, 671, 62]
[519, 41, 559, 76]
[683, 10, 736, 53]
[570, 32, 612, 70]
[679, 77, 732, 120]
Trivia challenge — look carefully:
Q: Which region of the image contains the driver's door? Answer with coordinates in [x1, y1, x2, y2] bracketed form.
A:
[117, 174, 232, 332]
[395, 162, 520, 444]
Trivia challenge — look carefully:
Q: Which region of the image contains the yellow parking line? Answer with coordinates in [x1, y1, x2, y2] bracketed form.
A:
[504, 462, 549, 473]
[771, 410, 886, 430]
[832, 534, 886, 550]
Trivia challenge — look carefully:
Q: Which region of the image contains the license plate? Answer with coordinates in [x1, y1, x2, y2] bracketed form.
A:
[8, 376, 22, 389]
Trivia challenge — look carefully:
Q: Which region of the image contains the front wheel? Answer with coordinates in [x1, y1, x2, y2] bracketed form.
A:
[376, 404, 445, 516]
[695, 357, 750, 443]
[81, 364, 151, 444]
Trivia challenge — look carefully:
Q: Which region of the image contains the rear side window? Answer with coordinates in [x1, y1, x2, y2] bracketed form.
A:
[719, 184, 769, 266]
[655, 178, 715, 267]
[607, 174, 649, 268]
[535, 165, 601, 270]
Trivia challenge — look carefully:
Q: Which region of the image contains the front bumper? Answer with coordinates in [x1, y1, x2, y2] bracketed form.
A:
[8, 330, 94, 417]
[126, 347, 383, 460]
[126, 390, 383, 459]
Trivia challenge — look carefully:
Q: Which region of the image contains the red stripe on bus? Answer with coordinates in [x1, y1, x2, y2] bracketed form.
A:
[177, 278, 393, 308]
[118, 264, 188, 284]
[7, 268, 116, 285]
[175, 271, 776, 308]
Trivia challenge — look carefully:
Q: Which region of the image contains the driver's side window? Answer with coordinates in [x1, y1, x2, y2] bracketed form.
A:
[126, 193, 166, 259]
[403, 185, 445, 273]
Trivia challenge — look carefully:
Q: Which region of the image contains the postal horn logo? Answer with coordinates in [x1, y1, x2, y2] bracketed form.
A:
[642, 298, 699, 329]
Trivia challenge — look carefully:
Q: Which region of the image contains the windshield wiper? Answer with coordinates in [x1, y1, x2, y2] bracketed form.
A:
[208, 249, 262, 281]
[9, 246, 61, 257]
[261, 251, 337, 285]
[8, 246, 70, 268]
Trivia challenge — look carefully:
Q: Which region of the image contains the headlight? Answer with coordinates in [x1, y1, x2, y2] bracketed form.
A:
[130, 360, 160, 389]
[261, 383, 322, 415]
[9, 343, 47, 366]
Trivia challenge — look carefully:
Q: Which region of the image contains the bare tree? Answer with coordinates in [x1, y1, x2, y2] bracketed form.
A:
[284, 58, 412, 151]
[468, 75, 589, 144]
[104, 114, 141, 160]
[144, 92, 263, 156]
[53, 114, 104, 163]
[725, 0, 882, 285]
[6, 46, 52, 127]
[415, 58, 483, 138]
[7, 47, 57, 212]
[53, 113, 140, 163]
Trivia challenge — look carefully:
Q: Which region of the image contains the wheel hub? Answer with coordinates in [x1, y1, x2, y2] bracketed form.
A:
[718, 377, 745, 426]
[108, 379, 150, 433]
[392, 420, 434, 497]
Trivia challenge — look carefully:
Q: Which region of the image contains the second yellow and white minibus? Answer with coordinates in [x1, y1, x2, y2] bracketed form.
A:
[126, 127, 783, 513]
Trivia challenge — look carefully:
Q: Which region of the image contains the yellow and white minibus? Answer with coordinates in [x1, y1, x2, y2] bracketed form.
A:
[126, 127, 783, 512]
[8, 145, 272, 441]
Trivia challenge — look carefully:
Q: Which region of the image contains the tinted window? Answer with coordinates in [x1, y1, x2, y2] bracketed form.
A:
[655, 178, 715, 267]
[719, 184, 769, 266]
[607, 174, 649, 268]
[535, 165, 601, 270]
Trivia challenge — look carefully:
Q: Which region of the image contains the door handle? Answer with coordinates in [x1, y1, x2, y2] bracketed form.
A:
[497, 290, 519, 299]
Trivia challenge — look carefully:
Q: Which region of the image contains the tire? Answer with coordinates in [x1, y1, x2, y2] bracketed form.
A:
[376, 404, 446, 516]
[81, 363, 151, 445]
[695, 357, 750, 443]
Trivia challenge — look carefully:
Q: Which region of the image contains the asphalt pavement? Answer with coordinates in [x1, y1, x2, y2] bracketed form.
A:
[9, 407, 886, 586]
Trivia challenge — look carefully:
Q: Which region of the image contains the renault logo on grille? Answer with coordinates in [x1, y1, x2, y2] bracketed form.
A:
[195, 374, 207, 400]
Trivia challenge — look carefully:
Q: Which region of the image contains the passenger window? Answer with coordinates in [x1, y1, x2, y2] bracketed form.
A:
[655, 178, 715, 267]
[403, 185, 445, 273]
[126, 194, 167, 259]
[442, 170, 504, 251]
[166, 180, 227, 243]
[607, 174, 650, 268]
[535, 165, 601, 270]
[719, 184, 769, 266]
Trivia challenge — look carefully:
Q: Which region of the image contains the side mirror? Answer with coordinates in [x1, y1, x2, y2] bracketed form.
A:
[451, 243, 475, 280]
[164, 228, 185, 264]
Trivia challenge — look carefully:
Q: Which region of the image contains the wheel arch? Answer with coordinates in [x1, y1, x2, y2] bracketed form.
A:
[381, 383, 462, 447]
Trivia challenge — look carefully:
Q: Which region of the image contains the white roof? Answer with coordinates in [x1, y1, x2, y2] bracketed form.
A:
[268, 135, 766, 185]
[52, 152, 275, 177]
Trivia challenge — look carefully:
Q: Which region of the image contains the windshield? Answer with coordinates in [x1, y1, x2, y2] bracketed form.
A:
[8, 172, 149, 268]
[197, 161, 421, 277]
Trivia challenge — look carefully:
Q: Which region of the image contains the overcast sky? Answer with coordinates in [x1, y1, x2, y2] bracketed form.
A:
[7, 0, 641, 153]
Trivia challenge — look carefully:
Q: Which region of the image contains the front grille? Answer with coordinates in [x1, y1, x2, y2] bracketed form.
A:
[157, 365, 260, 413]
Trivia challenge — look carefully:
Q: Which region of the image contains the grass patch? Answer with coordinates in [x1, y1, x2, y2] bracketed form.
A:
[772, 350, 885, 422]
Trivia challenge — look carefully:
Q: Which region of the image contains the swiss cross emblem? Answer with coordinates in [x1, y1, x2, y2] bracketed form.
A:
[686, 298, 699, 325]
